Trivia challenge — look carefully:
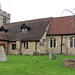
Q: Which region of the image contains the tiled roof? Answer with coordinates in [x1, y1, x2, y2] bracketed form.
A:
[2, 17, 51, 41]
[0, 33, 9, 40]
[47, 16, 75, 35]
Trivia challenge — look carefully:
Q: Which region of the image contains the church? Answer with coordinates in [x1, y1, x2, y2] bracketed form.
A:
[0, 9, 75, 55]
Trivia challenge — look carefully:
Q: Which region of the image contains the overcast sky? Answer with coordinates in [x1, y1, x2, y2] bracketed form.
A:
[0, 0, 75, 23]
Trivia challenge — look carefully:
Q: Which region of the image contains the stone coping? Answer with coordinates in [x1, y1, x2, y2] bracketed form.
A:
[63, 59, 75, 62]
[63, 59, 75, 69]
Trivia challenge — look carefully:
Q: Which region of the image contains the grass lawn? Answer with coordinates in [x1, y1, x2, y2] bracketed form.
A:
[0, 54, 75, 75]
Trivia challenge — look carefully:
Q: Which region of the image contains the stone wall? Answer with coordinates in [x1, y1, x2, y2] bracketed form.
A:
[8, 35, 75, 55]
[8, 42, 16, 54]
[37, 32, 48, 54]
[47, 35, 75, 55]
[65, 35, 75, 55]
[21, 42, 36, 55]
[9, 41, 36, 55]
[8, 32, 47, 55]
[46, 36, 61, 54]
[63, 59, 75, 69]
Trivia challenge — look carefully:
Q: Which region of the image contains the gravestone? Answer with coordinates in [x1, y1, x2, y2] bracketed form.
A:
[0, 46, 7, 62]
[49, 51, 57, 60]
[49, 51, 52, 60]
[51, 52, 57, 59]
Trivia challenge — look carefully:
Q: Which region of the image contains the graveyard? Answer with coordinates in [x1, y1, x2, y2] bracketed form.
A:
[0, 54, 75, 75]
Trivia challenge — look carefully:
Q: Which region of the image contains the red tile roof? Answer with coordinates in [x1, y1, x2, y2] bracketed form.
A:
[47, 16, 75, 35]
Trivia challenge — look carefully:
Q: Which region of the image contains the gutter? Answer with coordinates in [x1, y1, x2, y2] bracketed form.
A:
[47, 34, 75, 36]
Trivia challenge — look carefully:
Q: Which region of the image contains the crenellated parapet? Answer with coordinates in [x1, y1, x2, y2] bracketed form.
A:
[0, 9, 10, 19]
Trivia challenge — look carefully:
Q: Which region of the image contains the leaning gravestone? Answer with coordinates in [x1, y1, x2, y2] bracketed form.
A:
[49, 51, 52, 60]
[0, 46, 7, 62]
[49, 51, 57, 60]
[51, 52, 57, 59]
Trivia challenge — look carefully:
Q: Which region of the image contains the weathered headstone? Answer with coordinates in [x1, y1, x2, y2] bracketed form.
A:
[49, 51, 52, 60]
[49, 51, 57, 60]
[0, 46, 7, 62]
[51, 52, 57, 60]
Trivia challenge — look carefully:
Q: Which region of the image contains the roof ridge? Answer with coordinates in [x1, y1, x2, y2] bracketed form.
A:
[4, 17, 52, 26]
[53, 15, 74, 19]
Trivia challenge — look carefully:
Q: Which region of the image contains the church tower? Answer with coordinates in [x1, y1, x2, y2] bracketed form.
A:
[0, 9, 10, 27]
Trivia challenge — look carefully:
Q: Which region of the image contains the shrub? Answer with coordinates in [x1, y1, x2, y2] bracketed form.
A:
[41, 65, 43, 68]
[36, 60, 39, 62]
[33, 51, 39, 55]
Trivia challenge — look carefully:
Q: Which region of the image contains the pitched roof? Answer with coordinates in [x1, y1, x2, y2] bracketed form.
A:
[47, 16, 75, 35]
[0, 33, 9, 40]
[3, 17, 51, 41]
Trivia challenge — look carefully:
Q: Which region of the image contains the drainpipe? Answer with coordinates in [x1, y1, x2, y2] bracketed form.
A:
[61, 36, 63, 54]
[35, 42, 37, 51]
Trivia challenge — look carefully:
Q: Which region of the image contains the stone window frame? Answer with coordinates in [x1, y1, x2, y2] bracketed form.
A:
[12, 44, 16, 50]
[24, 42, 28, 49]
[49, 37, 56, 48]
[3, 18, 7, 24]
[43, 39, 46, 48]
[69, 37, 75, 48]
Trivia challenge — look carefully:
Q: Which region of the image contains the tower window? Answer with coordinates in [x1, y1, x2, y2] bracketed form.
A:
[3, 18, 7, 24]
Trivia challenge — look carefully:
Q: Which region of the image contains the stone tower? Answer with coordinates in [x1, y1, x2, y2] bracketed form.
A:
[0, 9, 10, 27]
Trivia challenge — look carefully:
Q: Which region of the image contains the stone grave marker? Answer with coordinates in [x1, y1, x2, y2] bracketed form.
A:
[0, 46, 7, 62]
[51, 52, 57, 60]
[49, 51, 57, 60]
[49, 51, 52, 60]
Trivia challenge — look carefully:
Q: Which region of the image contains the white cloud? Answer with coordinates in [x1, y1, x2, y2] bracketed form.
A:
[1, 0, 75, 22]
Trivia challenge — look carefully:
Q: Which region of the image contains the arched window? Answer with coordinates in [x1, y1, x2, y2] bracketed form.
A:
[50, 38, 56, 48]
[70, 38, 73, 47]
[70, 37, 75, 48]
[54, 39, 56, 47]
[50, 39, 52, 47]
[74, 38, 75, 47]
